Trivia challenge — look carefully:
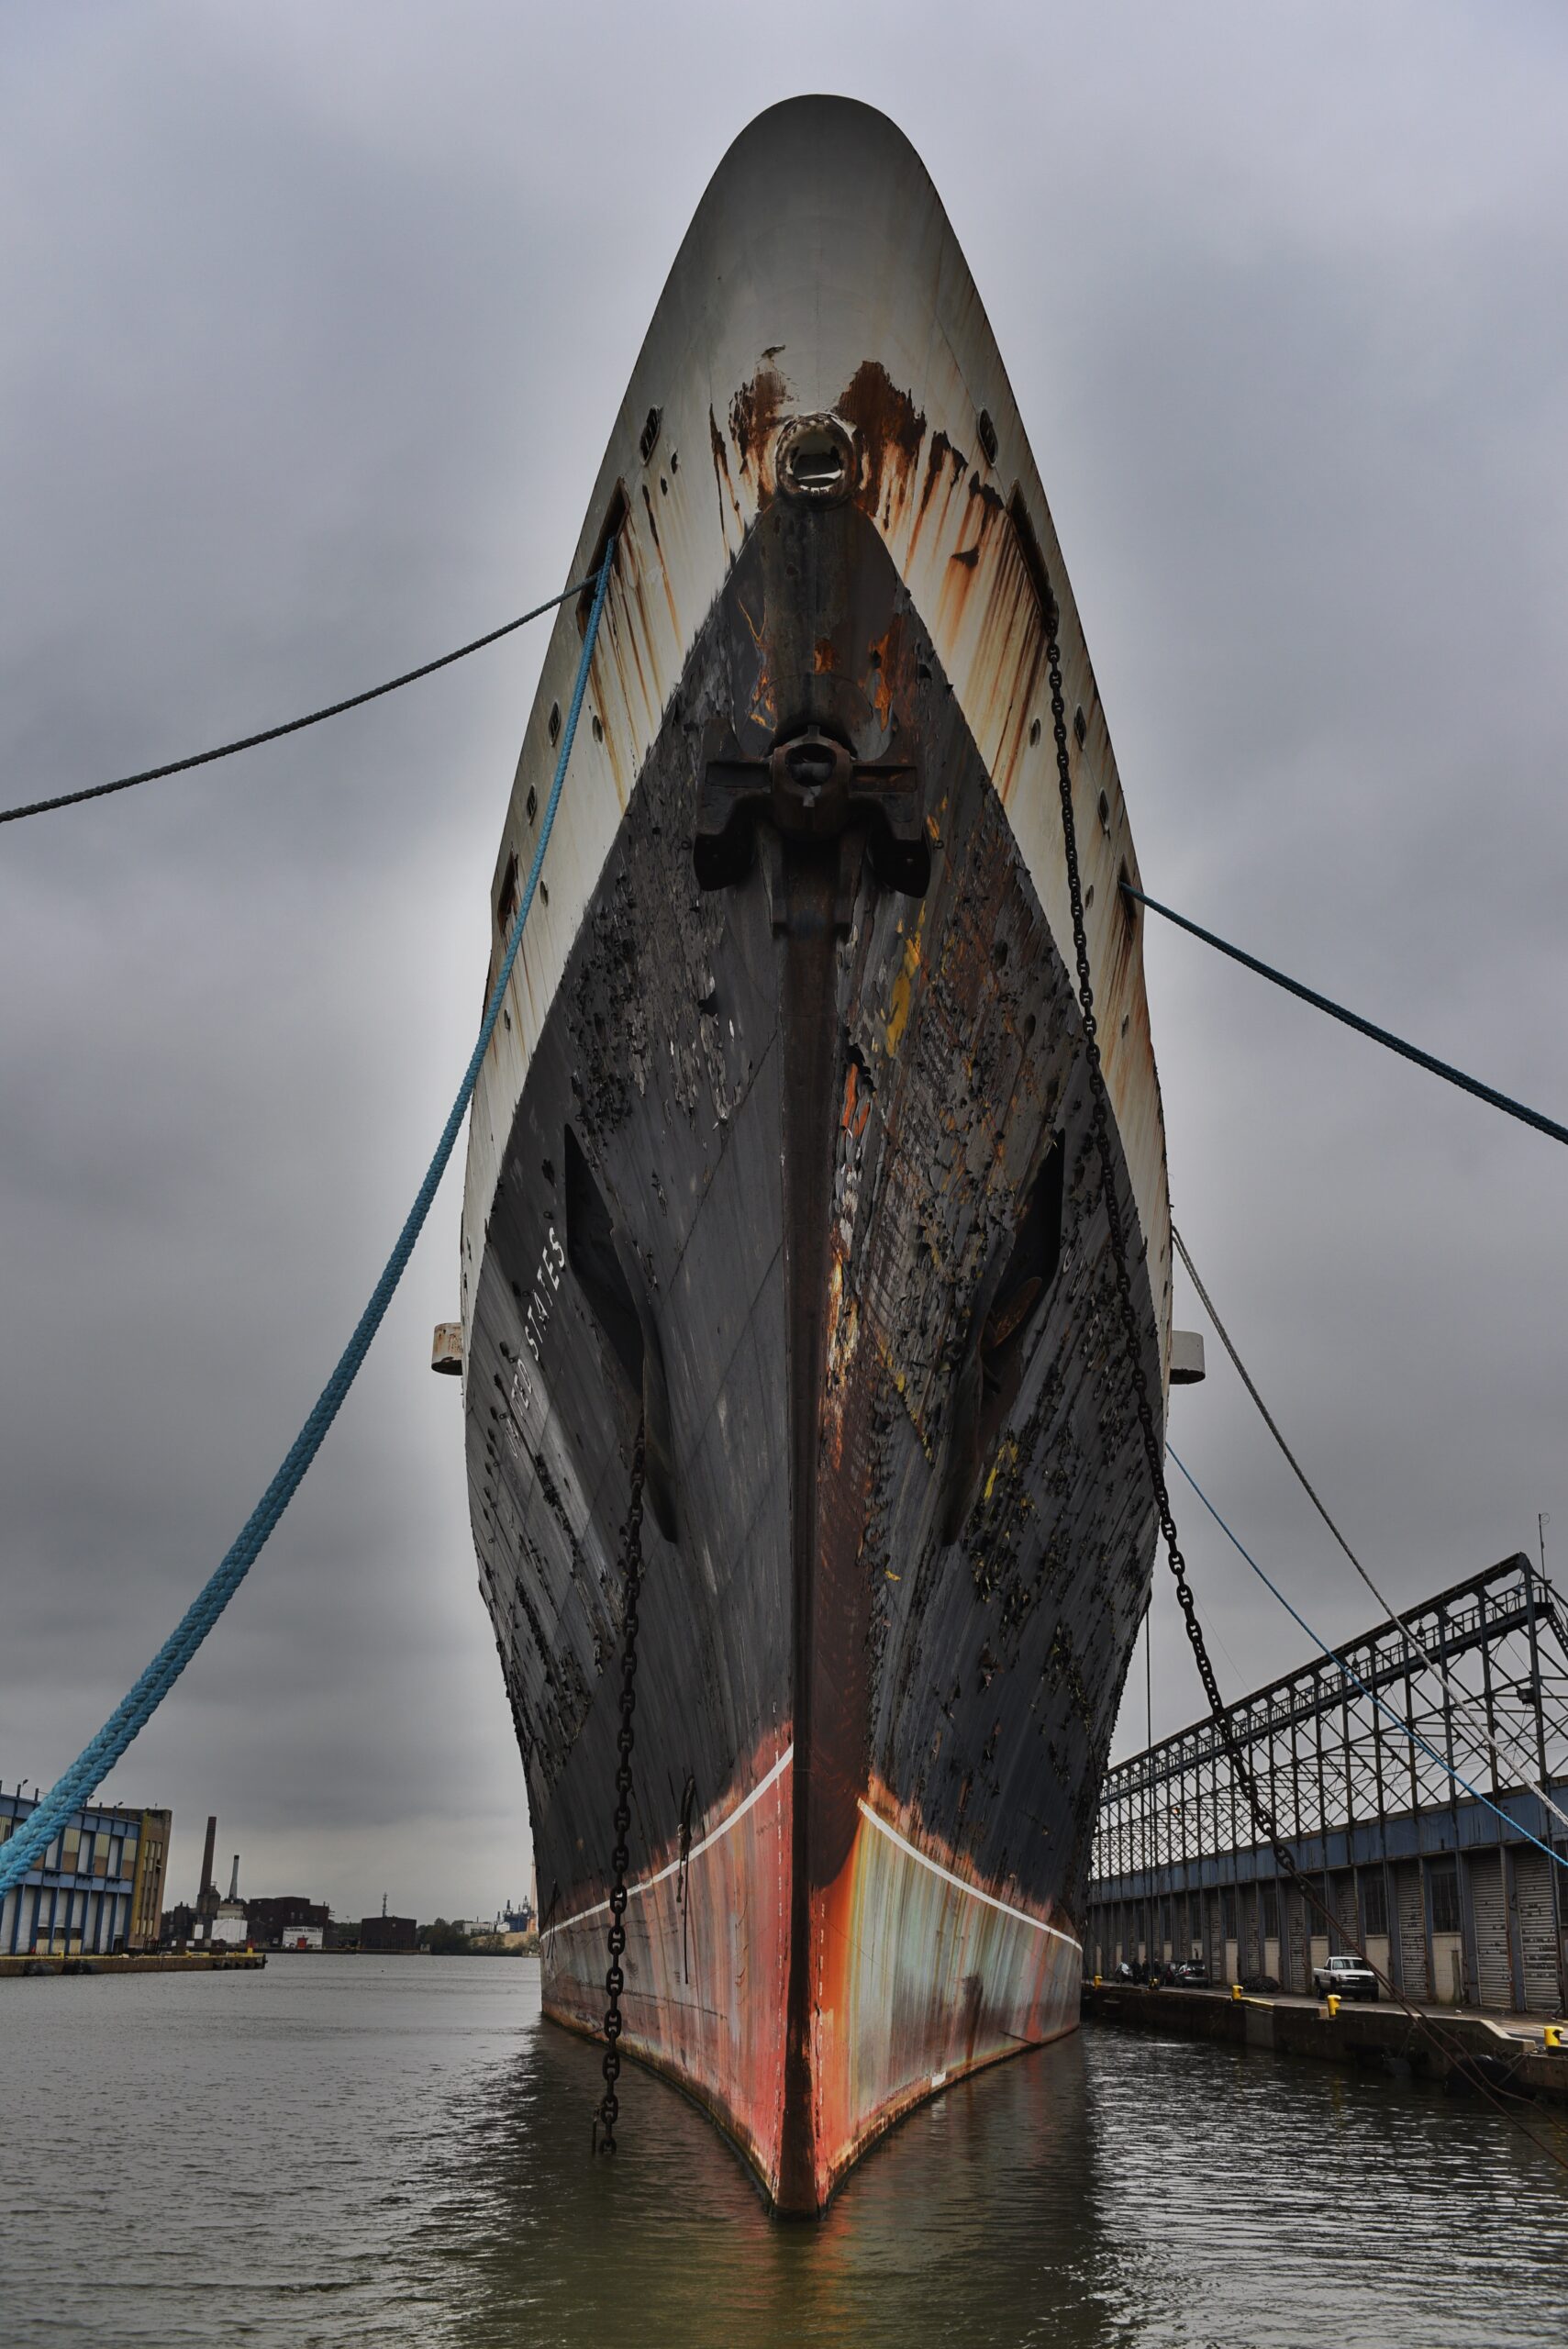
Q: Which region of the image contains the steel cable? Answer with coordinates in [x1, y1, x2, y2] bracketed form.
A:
[1124, 884, 1568, 1149]
[0, 574, 599, 827]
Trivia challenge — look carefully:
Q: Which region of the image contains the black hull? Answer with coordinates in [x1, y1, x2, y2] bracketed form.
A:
[465, 487, 1161, 2205]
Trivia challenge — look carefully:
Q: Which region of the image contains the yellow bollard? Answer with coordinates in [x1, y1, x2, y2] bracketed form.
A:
[1093, 1974, 1102, 1987]
[1326, 1993, 1341, 2018]
[1545, 2023, 1564, 2050]
[1230, 1982, 1242, 2002]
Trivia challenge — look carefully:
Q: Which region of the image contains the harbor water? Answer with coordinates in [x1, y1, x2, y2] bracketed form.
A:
[3, 1954, 1565, 2347]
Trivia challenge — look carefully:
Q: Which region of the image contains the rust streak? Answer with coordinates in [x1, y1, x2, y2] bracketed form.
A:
[639, 481, 683, 643]
[708, 406, 745, 544]
[839, 360, 927, 525]
[729, 364, 789, 480]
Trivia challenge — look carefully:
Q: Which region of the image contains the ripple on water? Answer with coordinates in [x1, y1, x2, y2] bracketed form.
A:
[1, 1959, 1564, 2348]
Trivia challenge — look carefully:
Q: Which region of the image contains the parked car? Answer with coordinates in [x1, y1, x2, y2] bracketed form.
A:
[1167, 1959, 1210, 1989]
[1311, 1953, 1378, 2001]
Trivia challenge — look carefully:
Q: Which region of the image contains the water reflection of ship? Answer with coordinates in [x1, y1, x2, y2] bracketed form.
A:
[460, 97, 1171, 2212]
[440, 2012, 1107, 2345]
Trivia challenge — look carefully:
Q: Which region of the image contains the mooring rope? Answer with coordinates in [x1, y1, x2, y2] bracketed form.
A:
[1123, 882, 1568, 1150]
[0, 573, 600, 828]
[0, 540, 617, 1900]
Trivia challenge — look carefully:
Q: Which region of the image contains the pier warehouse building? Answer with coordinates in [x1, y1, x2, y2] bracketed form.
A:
[0, 1788, 170, 1956]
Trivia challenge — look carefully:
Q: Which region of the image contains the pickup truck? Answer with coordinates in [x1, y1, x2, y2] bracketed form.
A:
[1311, 1953, 1378, 2001]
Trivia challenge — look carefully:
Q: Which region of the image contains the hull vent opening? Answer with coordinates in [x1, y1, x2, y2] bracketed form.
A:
[563, 1127, 642, 1402]
[940, 1137, 1066, 1542]
[562, 1126, 678, 1541]
[977, 1140, 1065, 1436]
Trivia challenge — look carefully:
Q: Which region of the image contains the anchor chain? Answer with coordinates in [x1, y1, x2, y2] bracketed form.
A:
[594, 1418, 648, 2157]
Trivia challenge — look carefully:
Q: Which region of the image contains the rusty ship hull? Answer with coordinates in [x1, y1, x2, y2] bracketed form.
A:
[459, 98, 1171, 2214]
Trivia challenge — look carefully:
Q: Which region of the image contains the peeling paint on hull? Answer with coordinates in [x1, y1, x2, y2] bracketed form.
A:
[541, 1747, 1079, 2209]
[461, 98, 1170, 2215]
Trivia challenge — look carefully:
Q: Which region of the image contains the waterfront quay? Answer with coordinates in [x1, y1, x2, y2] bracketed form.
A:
[0, 1948, 263, 1977]
[1084, 1978, 1568, 2099]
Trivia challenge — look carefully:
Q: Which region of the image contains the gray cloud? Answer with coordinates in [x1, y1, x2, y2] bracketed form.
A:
[3, 3, 1564, 1914]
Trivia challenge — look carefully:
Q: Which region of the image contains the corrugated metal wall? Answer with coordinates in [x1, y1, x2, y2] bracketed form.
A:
[1513, 1850, 1562, 2012]
[1396, 1863, 1430, 1998]
[1469, 1852, 1511, 2009]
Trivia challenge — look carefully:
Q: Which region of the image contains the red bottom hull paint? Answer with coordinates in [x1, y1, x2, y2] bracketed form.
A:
[541, 1739, 1081, 2212]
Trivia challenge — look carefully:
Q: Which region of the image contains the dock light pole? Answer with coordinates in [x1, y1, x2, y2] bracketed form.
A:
[1146, 1592, 1153, 1752]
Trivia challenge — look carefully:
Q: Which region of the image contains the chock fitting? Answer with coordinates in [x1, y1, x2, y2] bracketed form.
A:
[1545, 2023, 1564, 2050]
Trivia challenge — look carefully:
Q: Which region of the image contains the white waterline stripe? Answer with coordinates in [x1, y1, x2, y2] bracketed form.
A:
[855, 1800, 1083, 1950]
[540, 1744, 794, 1942]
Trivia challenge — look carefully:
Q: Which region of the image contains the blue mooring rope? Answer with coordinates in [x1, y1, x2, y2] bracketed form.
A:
[0, 541, 617, 1899]
[1167, 1445, 1568, 1877]
[1124, 884, 1568, 1150]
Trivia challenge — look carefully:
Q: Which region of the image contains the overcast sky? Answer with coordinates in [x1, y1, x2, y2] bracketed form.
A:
[3, 3, 1565, 1921]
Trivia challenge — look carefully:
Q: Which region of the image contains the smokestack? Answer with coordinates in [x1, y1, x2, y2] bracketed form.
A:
[227, 1854, 239, 1902]
[199, 1815, 217, 1899]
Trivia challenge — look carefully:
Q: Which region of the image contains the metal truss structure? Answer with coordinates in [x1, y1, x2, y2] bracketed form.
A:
[1085, 1553, 1568, 2014]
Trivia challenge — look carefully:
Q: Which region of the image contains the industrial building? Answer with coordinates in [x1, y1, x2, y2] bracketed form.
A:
[360, 1913, 417, 1953]
[1085, 1553, 1568, 2013]
[0, 1786, 171, 1955]
[245, 1896, 329, 1950]
[209, 1854, 249, 1946]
